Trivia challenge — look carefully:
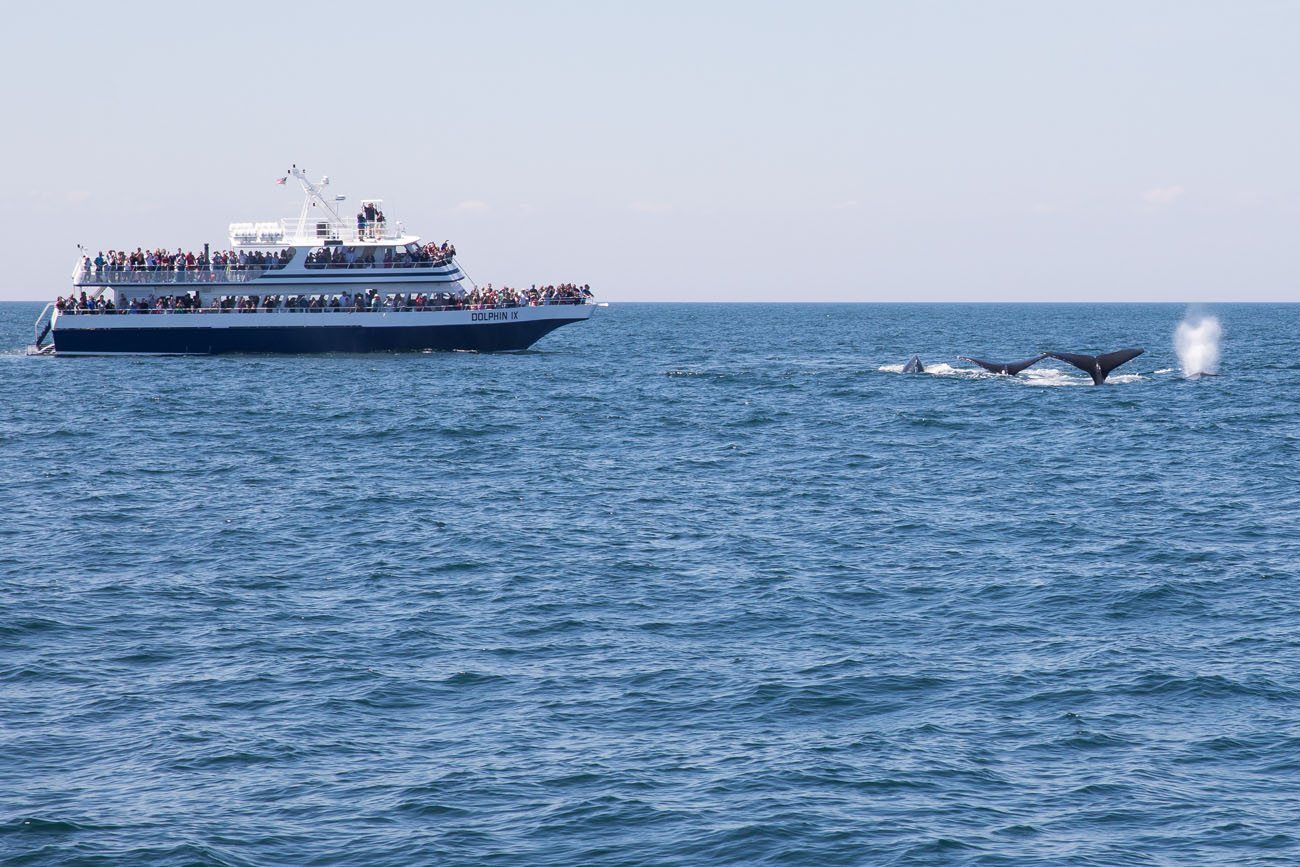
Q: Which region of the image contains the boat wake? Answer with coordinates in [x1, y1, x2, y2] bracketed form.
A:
[1, 344, 50, 358]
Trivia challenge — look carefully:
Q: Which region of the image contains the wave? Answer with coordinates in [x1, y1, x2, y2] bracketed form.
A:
[877, 362, 974, 377]
[0, 817, 100, 835]
[878, 361, 1144, 386]
[2, 301, 1296, 865]
[1020, 367, 1091, 387]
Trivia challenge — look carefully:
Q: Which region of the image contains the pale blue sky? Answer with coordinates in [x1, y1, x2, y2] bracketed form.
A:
[2, 1, 1296, 301]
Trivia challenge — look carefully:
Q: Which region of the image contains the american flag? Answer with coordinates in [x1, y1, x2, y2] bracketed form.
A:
[275, 176, 287, 185]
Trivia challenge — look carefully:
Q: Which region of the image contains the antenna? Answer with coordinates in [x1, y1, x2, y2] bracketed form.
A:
[289, 165, 346, 237]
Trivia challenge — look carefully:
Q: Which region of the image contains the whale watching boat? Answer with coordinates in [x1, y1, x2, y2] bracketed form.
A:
[32, 166, 595, 355]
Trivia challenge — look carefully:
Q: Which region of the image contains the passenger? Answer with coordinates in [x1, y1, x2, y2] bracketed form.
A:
[67, 236, 592, 312]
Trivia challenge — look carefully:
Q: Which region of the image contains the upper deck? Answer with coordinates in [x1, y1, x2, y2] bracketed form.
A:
[70, 166, 458, 288]
[229, 168, 419, 248]
[227, 219, 418, 248]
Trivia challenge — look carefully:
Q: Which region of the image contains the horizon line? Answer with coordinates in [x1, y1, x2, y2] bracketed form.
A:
[1, 297, 1297, 305]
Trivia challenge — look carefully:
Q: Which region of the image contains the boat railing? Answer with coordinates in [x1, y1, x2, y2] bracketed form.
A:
[33, 302, 54, 348]
[55, 298, 593, 316]
[73, 257, 459, 285]
[230, 217, 406, 245]
[73, 266, 283, 286]
[303, 257, 456, 271]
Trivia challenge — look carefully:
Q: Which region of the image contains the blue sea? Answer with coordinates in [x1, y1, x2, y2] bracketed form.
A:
[2, 301, 1298, 865]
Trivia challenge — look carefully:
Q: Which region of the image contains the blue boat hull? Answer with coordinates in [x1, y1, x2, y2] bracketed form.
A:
[52, 317, 584, 355]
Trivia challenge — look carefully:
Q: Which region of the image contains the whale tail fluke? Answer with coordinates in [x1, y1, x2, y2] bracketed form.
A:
[902, 355, 925, 373]
[958, 353, 1047, 376]
[1046, 348, 1145, 385]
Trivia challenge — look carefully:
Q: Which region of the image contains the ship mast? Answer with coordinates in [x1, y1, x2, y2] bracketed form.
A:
[288, 165, 345, 238]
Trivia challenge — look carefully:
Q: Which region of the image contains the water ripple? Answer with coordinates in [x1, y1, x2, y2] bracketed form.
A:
[2, 302, 1300, 864]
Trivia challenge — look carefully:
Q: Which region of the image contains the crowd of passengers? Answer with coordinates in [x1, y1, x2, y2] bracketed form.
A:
[78, 241, 458, 282]
[55, 283, 593, 314]
[305, 241, 455, 269]
[80, 248, 293, 281]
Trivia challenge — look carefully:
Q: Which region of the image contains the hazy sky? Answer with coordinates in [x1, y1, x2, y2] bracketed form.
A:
[2, 1, 1296, 301]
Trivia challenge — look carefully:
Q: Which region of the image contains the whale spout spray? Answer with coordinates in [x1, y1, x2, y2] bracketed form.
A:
[1175, 314, 1221, 378]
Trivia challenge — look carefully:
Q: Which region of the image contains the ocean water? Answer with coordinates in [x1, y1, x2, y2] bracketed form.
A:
[2, 301, 1299, 865]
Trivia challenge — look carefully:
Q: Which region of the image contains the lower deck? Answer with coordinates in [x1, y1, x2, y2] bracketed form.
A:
[50, 305, 595, 355]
